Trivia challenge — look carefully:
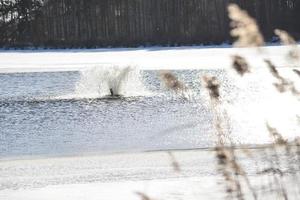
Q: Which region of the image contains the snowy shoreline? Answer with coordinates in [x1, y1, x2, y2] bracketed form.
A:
[0, 45, 298, 73]
[0, 149, 221, 200]
[1, 147, 298, 200]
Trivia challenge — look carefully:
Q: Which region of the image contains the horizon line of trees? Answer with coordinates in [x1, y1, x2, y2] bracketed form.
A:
[0, 0, 300, 48]
[0, 0, 44, 46]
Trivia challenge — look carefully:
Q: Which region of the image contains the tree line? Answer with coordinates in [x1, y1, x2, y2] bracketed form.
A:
[0, 0, 44, 46]
[0, 0, 300, 48]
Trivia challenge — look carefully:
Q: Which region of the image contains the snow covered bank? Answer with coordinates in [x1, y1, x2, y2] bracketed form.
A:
[0, 177, 221, 200]
[0, 45, 298, 73]
[1, 148, 298, 200]
[0, 150, 223, 200]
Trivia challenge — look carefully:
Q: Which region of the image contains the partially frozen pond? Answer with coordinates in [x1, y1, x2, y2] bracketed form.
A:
[0, 61, 299, 199]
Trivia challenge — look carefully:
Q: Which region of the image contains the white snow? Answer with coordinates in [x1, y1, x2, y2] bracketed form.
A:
[0, 150, 224, 200]
[0, 45, 299, 73]
[1, 149, 298, 200]
[0, 177, 221, 200]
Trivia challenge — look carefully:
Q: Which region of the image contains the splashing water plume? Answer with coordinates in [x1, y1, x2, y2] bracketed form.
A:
[75, 65, 149, 98]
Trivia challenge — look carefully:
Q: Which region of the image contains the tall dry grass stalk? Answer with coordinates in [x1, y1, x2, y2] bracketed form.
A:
[150, 3, 300, 200]
[262, 123, 299, 200]
[202, 75, 230, 145]
[216, 146, 259, 200]
[226, 4, 300, 199]
[228, 4, 261, 78]
[227, 4, 264, 47]
[202, 74, 258, 200]
[202, 75, 238, 197]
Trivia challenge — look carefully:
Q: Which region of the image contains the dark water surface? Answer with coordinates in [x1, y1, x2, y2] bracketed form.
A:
[0, 70, 219, 158]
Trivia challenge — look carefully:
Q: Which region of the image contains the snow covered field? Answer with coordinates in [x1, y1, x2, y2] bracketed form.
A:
[0, 45, 299, 73]
[1, 148, 298, 200]
[0, 150, 223, 200]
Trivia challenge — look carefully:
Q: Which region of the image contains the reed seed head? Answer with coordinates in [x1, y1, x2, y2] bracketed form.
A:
[266, 123, 287, 145]
[275, 29, 296, 45]
[232, 55, 250, 76]
[159, 70, 185, 92]
[202, 75, 220, 99]
[228, 4, 264, 47]
[265, 59, 280, 78]
[293, 69, 300, 78]
[265, 60, 300, 95]
[275, 29, 300, 61]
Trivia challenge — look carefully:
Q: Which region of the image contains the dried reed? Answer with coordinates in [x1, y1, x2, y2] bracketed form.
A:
[224, 4, 300, 199]
[150, 3, 300, 200]
[202, 75, 227, 144]
[159, 70, 186, 93]
[265, 59, 300, 96]
[232, 55, 250, 76]
[227, 4, 264, 47]
[275, 29, 300, 61]
[202, 73, 258, 200]
[293, 69, 300, 78]
[167, 151, 181, 173]
[266, 123, 287, 145]
[136, 192, 153, 200]
[202, 75, 220, 100]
